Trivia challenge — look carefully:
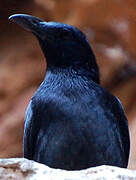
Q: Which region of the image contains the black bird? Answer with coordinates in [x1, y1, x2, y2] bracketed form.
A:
[9, 14, 130, 170]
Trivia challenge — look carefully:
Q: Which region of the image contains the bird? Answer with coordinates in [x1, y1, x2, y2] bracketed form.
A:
[9, 14, 130, 170]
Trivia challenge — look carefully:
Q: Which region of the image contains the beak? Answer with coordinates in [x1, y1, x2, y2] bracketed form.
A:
[8, 14, 43, 33]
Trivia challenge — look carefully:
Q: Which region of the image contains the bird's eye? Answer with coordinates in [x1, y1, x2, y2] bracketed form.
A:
[31, 19, 39, 25]
[54, 30, 71, 40]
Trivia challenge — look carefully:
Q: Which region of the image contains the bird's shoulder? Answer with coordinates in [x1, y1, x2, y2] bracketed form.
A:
[29, 78, 117, 115]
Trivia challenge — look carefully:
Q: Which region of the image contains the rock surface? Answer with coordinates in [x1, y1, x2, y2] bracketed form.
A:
[0, 158, 136, 180]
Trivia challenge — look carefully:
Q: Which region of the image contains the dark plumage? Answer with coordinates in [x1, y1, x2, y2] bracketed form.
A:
[9, 14, 130, 170]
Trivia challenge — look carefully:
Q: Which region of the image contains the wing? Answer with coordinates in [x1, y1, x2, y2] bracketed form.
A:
[113, 97, 130, 164]
[23, 100, 36, 159]
[76, 85, 130, 167]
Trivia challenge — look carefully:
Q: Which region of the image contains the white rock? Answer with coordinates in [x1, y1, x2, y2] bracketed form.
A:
[0, 158, 135, 180]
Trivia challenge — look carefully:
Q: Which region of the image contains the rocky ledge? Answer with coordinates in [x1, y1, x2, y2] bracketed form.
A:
[0, 158, 135, 180]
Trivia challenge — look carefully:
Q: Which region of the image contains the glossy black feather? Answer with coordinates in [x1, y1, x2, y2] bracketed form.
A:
[9, 14, 130, 170]
[24, 73, 129, 169]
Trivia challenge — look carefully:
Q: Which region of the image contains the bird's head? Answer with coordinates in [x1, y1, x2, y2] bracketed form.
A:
[9, 14, 100, 83]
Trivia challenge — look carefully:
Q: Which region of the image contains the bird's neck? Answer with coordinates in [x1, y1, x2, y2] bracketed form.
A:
[38, 37, 100, 84]
[46, 64, 100, 84]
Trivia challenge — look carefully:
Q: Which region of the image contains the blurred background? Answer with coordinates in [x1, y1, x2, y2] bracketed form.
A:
[0, 0, 136, 169]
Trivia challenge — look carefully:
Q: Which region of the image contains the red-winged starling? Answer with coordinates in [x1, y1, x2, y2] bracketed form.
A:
[9, 14, 130, 170]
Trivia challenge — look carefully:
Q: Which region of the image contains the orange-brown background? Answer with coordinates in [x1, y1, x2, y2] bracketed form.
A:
[0, 0, 136, 169]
